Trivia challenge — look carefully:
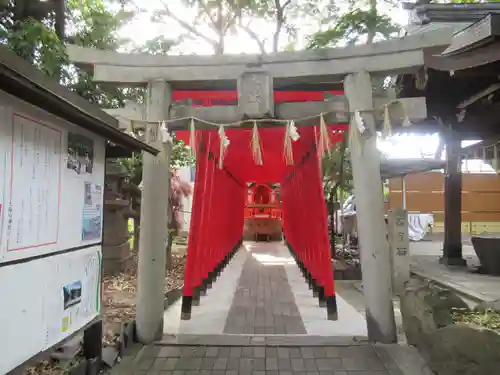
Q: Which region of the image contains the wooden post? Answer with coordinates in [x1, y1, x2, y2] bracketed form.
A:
[136, 79, 173, 343]
[387, 209, 410, 296]
[441, 131, 466, 266]
[344, 71, 397, 344]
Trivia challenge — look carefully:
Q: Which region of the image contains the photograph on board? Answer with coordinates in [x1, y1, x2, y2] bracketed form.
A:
[63, 280, 82, 310]
[82, 182, 102, 241]
[67, 132, 94, 175]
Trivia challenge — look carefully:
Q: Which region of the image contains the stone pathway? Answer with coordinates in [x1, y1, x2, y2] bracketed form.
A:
[120, 343, 408, 375]
[114, 241, 435, 375]
[223, 245, 306, 334]
[163, 242, 367, 337]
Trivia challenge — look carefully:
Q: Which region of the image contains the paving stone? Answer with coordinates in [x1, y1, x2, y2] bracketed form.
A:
[304, 358, 318, 371]
[161, 358, 178, 370]
[313, 347, 327, 358]
[226, 358, 239, 371]
[301, 347, 316, 359]
[289, 347, 302, 358]
[217, 347, 230, 357]
[238, 358, 254, 374]
[342, 357, 385, 371]
[205, 347, 219, 357]
[200, 358, 216, 370]
[142, 347, 161, 358]
[266, 357, 279, 370]
[175, 358, 203, 371]
[138, 358, 155, 370]
[278, 357, 292, 370]
[159, 347, 183, 358]
[291, 358, 306, 371]
[213, 358, 228, 370]
[151, 358, 166, 369]
[316, 358, 345, 371]
[325, 347, 341, 358]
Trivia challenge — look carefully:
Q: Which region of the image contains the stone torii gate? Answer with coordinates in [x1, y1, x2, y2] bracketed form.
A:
[67, 28, 452, 344]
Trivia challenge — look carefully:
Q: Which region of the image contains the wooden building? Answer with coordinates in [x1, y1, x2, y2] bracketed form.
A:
[398, 1, 500, 266]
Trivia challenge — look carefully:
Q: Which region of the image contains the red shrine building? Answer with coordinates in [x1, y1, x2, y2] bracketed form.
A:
[243, 183, 283, 241]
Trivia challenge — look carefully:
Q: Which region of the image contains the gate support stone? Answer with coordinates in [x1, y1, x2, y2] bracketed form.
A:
[344, 71, 397, 343]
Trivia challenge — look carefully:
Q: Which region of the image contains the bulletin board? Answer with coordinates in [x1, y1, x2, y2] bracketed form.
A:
[0, 246, 102, 374]
[0, 90, 106, 374]
[0, 94, 106, 263]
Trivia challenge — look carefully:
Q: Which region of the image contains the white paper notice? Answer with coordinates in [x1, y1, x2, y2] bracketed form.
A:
[0, 106, 10, 260]
[7, 114, 62, 252]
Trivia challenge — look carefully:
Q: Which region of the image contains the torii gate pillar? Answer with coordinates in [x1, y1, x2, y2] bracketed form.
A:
[136, 79, 173, 343]
[344, 71, 397, 344]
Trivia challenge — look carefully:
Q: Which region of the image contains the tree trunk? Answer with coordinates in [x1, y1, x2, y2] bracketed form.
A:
[337, 135, 347, 248]
[54, 0, 65, 41]
[166, 227, 174, 270]
[328, 184, 337, 258]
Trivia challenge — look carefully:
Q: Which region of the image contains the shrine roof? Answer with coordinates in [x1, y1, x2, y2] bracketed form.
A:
[402, 3, 500, 71]
[402, 2, 500, 25]
[0, 45, 158, 155]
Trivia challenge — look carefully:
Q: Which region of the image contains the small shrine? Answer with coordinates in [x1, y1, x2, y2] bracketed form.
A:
[243, 183, 283, 241]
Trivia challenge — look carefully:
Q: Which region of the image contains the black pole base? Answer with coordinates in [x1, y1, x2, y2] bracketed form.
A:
[326, 295, 338, 321]
[318, 286, 326, 307]
[312, 281, 319, 298]
[181, 296, 193, 320]
[192, 287, 201, 306]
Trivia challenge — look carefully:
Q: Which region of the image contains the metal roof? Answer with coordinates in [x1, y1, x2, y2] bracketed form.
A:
[380, 158, 445, 179]
[0, 45, 158, 155]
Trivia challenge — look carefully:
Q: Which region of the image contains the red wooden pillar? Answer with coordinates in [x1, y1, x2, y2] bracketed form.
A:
[312, 128, 337, 319]
[181, 131, 210, 319]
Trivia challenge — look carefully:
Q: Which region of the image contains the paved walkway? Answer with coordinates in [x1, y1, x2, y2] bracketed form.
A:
[224, 244, 306, 334]
[114, 242, 434, 375]
[116, 340, 434, 375]
[410, 241, 500, 303]
[126, 343, 406, 375]
[163, 242, 367, 337]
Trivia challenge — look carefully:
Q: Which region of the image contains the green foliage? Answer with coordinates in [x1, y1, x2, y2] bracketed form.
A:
[1, 16, 67, 78]
[307, 8, 398, 49]
[452, 309, 500, 332]
[322, 139, 353, 202]
[1, 0, 193, 185]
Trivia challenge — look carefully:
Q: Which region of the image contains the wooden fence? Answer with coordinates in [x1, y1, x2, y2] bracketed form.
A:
[388, 172, 500, 234]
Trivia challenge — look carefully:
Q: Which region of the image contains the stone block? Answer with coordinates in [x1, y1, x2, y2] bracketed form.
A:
[399, 281, 467, 346]
[400, 281, 500, 375]
[237, 70, 274, 119]
[426, 324, 500, 375]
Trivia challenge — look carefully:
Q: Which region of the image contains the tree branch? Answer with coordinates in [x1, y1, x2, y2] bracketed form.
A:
[239, 21, 266, 55]
[158, 1, 218, 48]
